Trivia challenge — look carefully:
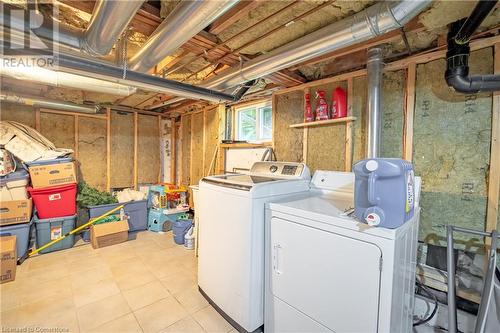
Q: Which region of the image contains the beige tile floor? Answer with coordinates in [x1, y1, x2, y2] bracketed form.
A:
[1, 231, 237, 333]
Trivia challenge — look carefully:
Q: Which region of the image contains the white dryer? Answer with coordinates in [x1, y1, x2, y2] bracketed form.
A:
[198, 161, 311, 332]
[265, 170, 420, 333]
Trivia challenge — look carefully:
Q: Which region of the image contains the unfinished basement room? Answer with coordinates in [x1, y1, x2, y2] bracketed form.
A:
[0, 0, 499, 332]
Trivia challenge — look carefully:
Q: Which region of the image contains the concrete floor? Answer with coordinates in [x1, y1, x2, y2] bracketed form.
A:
[0, 231, 236, 333]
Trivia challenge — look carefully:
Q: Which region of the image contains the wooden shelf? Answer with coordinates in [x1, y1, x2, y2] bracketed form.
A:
[219, 142, 272, 149]
[289, 116, 356, 128]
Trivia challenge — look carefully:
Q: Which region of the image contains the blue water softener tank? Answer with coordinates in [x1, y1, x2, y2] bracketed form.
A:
[353, 158, 415, 229]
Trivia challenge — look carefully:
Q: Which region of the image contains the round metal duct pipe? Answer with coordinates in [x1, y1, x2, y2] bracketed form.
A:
[129, 0, 239, 73]
[200, 0, 432, 91]
[0, 60, 137, 97]
[0, 93, 100, 114]
[366, 47, 384, 159]
[2, 0, 144, 57]
[82, 0, 145, 56]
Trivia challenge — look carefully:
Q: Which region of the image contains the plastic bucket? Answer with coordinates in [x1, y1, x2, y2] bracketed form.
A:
[28, 183, 77, 219]
[172, 219, 192, 245]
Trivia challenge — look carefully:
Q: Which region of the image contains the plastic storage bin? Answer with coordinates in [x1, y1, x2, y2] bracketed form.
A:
[25, 157, 73, 167]
[172, 219, 192, 245]
[0, 169, 30, 201]
[34, 214, 76, 254]
[88, 200, 147, 232]
[28, 183, 77, 219]
[0, 221, 32, 259]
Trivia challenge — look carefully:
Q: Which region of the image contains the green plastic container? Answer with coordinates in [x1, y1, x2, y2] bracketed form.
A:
[34, 214, 76, 254]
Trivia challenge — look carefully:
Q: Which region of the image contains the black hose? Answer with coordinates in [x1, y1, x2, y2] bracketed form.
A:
[454, 0, 498, 44]
[413, 278, 439, 327]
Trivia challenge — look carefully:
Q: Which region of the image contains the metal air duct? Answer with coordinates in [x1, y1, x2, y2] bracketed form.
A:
[82, 0, 145, 56]
[129, 0, 239, 73]
[0, 93, 100, 114]
[366, 47, 384, 158]
[1, 1, 247, 104]
[2, 0, 144, 56]
[0, 59, 137, 96]
[52, 51, 240, 103]
[200, 0, 432, 91]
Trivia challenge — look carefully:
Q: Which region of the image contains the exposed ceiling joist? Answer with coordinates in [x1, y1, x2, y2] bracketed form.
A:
[208, 0, 263, 35]
[163, 99, 210, 115]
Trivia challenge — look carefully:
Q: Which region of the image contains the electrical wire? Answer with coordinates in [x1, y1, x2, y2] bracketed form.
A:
[413, 278, 439, 327]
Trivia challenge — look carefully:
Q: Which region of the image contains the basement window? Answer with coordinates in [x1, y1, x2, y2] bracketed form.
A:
[235, 101, 272, 142]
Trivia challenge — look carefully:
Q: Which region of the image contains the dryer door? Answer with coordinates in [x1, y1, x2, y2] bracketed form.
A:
[270, 217, 382, 332]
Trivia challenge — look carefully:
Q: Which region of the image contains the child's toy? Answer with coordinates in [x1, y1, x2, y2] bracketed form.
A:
[147, 184, 189, 233]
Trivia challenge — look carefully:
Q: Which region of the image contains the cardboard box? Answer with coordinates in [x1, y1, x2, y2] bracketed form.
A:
[0, 199, 32, 226]
[29, 162, 77, 189]
[0, 236, 17, 284]
[90, 219, 129, 249]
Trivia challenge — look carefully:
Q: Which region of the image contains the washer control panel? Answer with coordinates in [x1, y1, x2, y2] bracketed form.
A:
[250, 161, 309, 179]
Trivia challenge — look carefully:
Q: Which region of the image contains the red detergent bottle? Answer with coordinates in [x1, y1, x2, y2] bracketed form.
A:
[304, 92, 314, 122]
[332, 87, 347, 118]
[315, 90, 329, 120]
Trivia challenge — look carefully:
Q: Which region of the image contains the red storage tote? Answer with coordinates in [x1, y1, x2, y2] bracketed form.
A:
[27, 183, 77, 219]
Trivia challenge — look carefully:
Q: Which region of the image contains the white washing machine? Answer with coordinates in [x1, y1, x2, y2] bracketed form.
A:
[198, 161, 311, 332]
[265, 170, 420, 333]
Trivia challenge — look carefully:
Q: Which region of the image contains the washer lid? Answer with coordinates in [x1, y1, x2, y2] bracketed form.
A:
[202, 174, 282, 191]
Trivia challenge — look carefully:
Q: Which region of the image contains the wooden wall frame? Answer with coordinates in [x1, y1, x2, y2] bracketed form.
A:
[106, 108, 111, 191]
[403, 62, 416, 161]
[33, 108, 159, 191]
[486, 42, 500, 237]
[170, 118, 177, 184]
[133, 112, 138, 190]
[345, 78, 354, 171]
